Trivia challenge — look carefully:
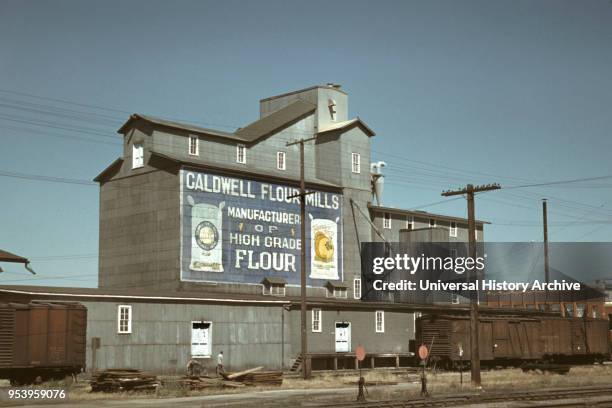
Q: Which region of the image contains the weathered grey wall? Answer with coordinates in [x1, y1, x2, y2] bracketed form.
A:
[287, 308, 413, 363]
[371, 211, 484, 243]
[99, 168, 180, 290]
[150, 116, 322, 184]
[83, 300, 288, 374]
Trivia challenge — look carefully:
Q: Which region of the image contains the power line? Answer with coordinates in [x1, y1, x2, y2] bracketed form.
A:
[506, 175, 612, 189]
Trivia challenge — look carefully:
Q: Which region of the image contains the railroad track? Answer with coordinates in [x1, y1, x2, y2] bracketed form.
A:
[306, 385, 612, 408]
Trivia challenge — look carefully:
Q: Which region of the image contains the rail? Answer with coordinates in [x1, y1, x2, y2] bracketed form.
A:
[306, 384, 612, 408]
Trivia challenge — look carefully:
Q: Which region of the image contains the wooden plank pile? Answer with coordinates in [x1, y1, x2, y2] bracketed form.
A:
[223, 366, 283, 386]
[238, 371, 283, 386]
[178, 376, 245, 390]
[90, 369, 160, 392]
[179, 366, 283, 390]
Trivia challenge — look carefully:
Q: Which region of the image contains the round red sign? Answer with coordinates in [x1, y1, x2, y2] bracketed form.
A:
[418, 345, 429, 360]
[355, 345, 366, 362]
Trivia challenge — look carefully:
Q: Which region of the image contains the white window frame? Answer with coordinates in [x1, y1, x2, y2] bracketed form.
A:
[263, 283, 286, 297]
[132, 143, 144, 169]
[117, 305, 132, 334]
[236, 144, 246, 164]
[406, 216, 414, 230]
[189, 136, 199, 156]
[351, 152, 361, 174]
[375, 310, 385, 333]
[328, 286, 347, 298]
[312, 308, 322, 333]
[449, 221, 458, 237]
[429, 219, 436, 228]
[383, 213, 392, 229]
[276, 151, 286, 170]
[353, 278, 361, 300]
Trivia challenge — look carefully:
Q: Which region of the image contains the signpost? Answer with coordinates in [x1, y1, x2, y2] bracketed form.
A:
[355, 345, 367, 401]
[418, 344, 429, 397]
[458, 342, 464, 385]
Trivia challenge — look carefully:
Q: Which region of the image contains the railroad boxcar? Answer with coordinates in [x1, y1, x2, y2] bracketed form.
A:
[416, 313, 609, 368]
[0, 302, 87, 384]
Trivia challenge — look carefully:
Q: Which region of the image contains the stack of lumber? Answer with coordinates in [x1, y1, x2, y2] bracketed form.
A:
[239, 371, 283, 386]
[90, 369, 160, 392]
[223, 366, 283, 386]
[178, 376, 245, 390]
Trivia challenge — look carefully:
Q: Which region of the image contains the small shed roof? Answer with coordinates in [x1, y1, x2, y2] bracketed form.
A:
[325, 281, 349, 290]
[261, 277, 287, 286]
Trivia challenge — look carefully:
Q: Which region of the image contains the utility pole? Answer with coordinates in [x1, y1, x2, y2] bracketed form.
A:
[442, 183, 500, 387]
[542, 199, 550, 310]
[287, 137, 316, 380]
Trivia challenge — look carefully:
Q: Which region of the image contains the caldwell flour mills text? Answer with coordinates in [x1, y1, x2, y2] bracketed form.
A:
[180, 170, 343, 286]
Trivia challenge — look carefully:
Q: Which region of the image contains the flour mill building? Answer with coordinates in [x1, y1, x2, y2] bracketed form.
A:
[0, 85, 484, 373]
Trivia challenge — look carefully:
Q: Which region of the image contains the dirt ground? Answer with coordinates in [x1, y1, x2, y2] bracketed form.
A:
[1, 364, 611, 407]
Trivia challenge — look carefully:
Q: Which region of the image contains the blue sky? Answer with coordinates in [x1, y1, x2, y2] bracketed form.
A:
[1, 0, 611, 287]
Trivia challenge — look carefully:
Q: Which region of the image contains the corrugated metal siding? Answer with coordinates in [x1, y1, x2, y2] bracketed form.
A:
[0, 307, 15, 366]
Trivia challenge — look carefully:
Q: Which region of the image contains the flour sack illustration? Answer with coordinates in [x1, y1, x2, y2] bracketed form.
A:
[309, 215, 340, 280]
[188, 195, 225, 272]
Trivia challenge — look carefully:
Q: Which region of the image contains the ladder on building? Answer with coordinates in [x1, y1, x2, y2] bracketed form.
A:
[289, 353, 303, 372]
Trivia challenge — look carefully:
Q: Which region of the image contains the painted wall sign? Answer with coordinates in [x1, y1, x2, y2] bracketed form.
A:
[180, 169, 343, 286]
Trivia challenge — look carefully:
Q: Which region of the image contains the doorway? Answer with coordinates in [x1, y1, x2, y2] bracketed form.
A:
[335, 322, 351, 352]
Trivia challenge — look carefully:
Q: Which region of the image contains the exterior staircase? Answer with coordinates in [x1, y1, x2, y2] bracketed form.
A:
[289, 354, 303, 372]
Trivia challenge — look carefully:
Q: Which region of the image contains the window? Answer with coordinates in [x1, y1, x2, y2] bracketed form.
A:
[406, 216, 414, 230]
[132, 143, 144, 169]
[475, 229, 480, 241]
[333, 287, 347, 298]
[592, 306, 600, 319]
[263, 283, 286, 297]
[276, 151, 286, 170]
[191, 321, 211, 357]
[353, 278, 361, 300]
[450, 248, 458, 258]
[429, 219, 436, 228]
[117, 305, 132, 334]
[449, 221, 457, 237]
[328, 98, 337, 121]
[312, 308, 322, 332]
[236, 144, 246, 164]
[375, 310, 385, 333]
[351, 153, 361, 174]
[451, 293, 460, 304]
[383, 213, 391, 229]
[189, 136, 199, 156]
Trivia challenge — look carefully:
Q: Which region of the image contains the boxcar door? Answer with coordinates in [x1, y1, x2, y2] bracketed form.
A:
[493, 321, 509, 358]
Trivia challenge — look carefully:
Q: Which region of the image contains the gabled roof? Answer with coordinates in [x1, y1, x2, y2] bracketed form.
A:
[93, 158, 123, 182]
[317, 117, 375, 137]
[118, 114, 235, 139]
[117, 100, 316, 144]
[235, 100, 316, 142]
